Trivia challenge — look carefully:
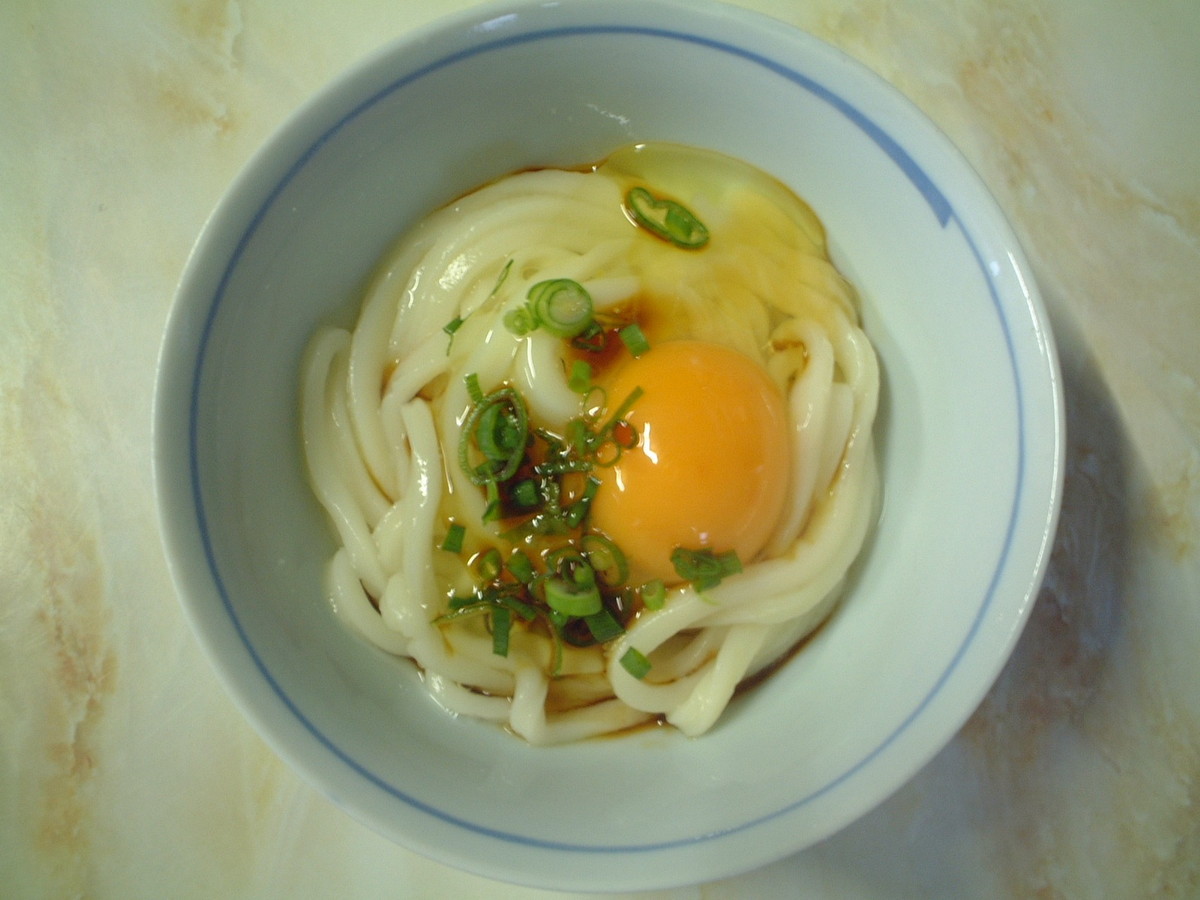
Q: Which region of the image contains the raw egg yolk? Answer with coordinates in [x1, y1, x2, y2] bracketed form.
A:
[589, 340, 791, 585]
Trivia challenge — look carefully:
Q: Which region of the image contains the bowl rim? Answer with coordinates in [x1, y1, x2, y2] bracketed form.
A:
[154, 0, 1066, 890]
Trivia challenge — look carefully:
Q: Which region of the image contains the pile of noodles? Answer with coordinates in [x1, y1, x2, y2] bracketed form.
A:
[301, 148, 878, 744]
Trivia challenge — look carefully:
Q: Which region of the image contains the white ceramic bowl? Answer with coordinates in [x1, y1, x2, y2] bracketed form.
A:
[154, 0, 1064, 891]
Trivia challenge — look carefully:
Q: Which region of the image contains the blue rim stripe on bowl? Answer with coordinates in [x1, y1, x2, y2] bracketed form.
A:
[188, 22, 1032, 854]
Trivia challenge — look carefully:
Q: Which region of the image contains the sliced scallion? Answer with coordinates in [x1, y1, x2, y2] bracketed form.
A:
[563, 477, 602, 529]
[474, 547, 503, 581]
[640, 578, 666, 610]
[582, 533, 628, 586]
[491, 605, 512, 657]
[625, 186, 710, 249]
[459, 386, 528, 486]
[465, 372, 484, 405]
[527, 278, 594, 339]
[434, 599, 492, 624]
[495, 590, 538, 622]
[489, 259, 513, 298]
[544, 574, 603, 618]
[568, 358, 592, 394]
[583, 608, 624, 643]
[503, 306, 536, 336]
[620, 646, 652, 679]
[441, 523, 466, 554]
[670, 547, 743, 592]
[482, 480, 502, 523]
[511, 478, 540, 509]
[565, 418, 590, 456]
[603, 386, 643, 435]
[506, 550, 536, 584]
[545, 545, 587, 574]
[618, 323, 650, 358]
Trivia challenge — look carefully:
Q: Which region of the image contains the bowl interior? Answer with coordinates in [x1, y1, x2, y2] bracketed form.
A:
[156, 0, 1062, 890]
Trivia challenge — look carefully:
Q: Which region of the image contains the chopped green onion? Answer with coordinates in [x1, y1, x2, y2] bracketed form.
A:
[474, 403, 504, 456]
[465, 372, 484, 405]
[582, 532, 628, 586]
[602, 386, 643, 434]
[459, 386, 528, 486]
[618, 323, 650, 358]
[640, 579, 666, 610]
[482, 480, 502, 523]
[474, 547, 503, 581]
[625, 186, 710, 249]
[563, 477, 602, 529]
[588, 386, 643, 469]
[511, 478, 540, 509]
[495, 590, 538, 622]
[491, 605, 512, 657]
[503, 306, 536, 336]
[506, 550, 536, 584]
[489, 259, 513, 298]
[568, 358, 592, 394]
[584, 608, 625, 643]
[475, 402, 523, 461]
[444, 315, 466, 355]
[620, 646, 652, 679]
[670, 547, 743, 591]
[441, 523, 466, 554]
[434, 599, 491, 623]
[565, 417, 590, 455]
[545, 545, 587, 574]
[544, 573, 603, 617]
[527, 279, 594, 339]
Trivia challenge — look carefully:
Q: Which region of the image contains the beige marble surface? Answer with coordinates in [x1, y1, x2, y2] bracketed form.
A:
[2, 1, 1197, 897]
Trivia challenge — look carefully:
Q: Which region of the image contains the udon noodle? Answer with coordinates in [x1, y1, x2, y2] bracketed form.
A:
[301, 143, 879, 744]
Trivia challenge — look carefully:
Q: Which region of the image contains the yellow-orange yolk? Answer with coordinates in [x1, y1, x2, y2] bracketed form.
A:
[589, 340, 791, 585]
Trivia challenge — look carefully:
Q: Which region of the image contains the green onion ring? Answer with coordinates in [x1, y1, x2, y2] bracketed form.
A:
[625, 186, 710, 249]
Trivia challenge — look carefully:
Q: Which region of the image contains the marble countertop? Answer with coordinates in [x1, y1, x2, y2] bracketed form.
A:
[2, 1, 1197, 896]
